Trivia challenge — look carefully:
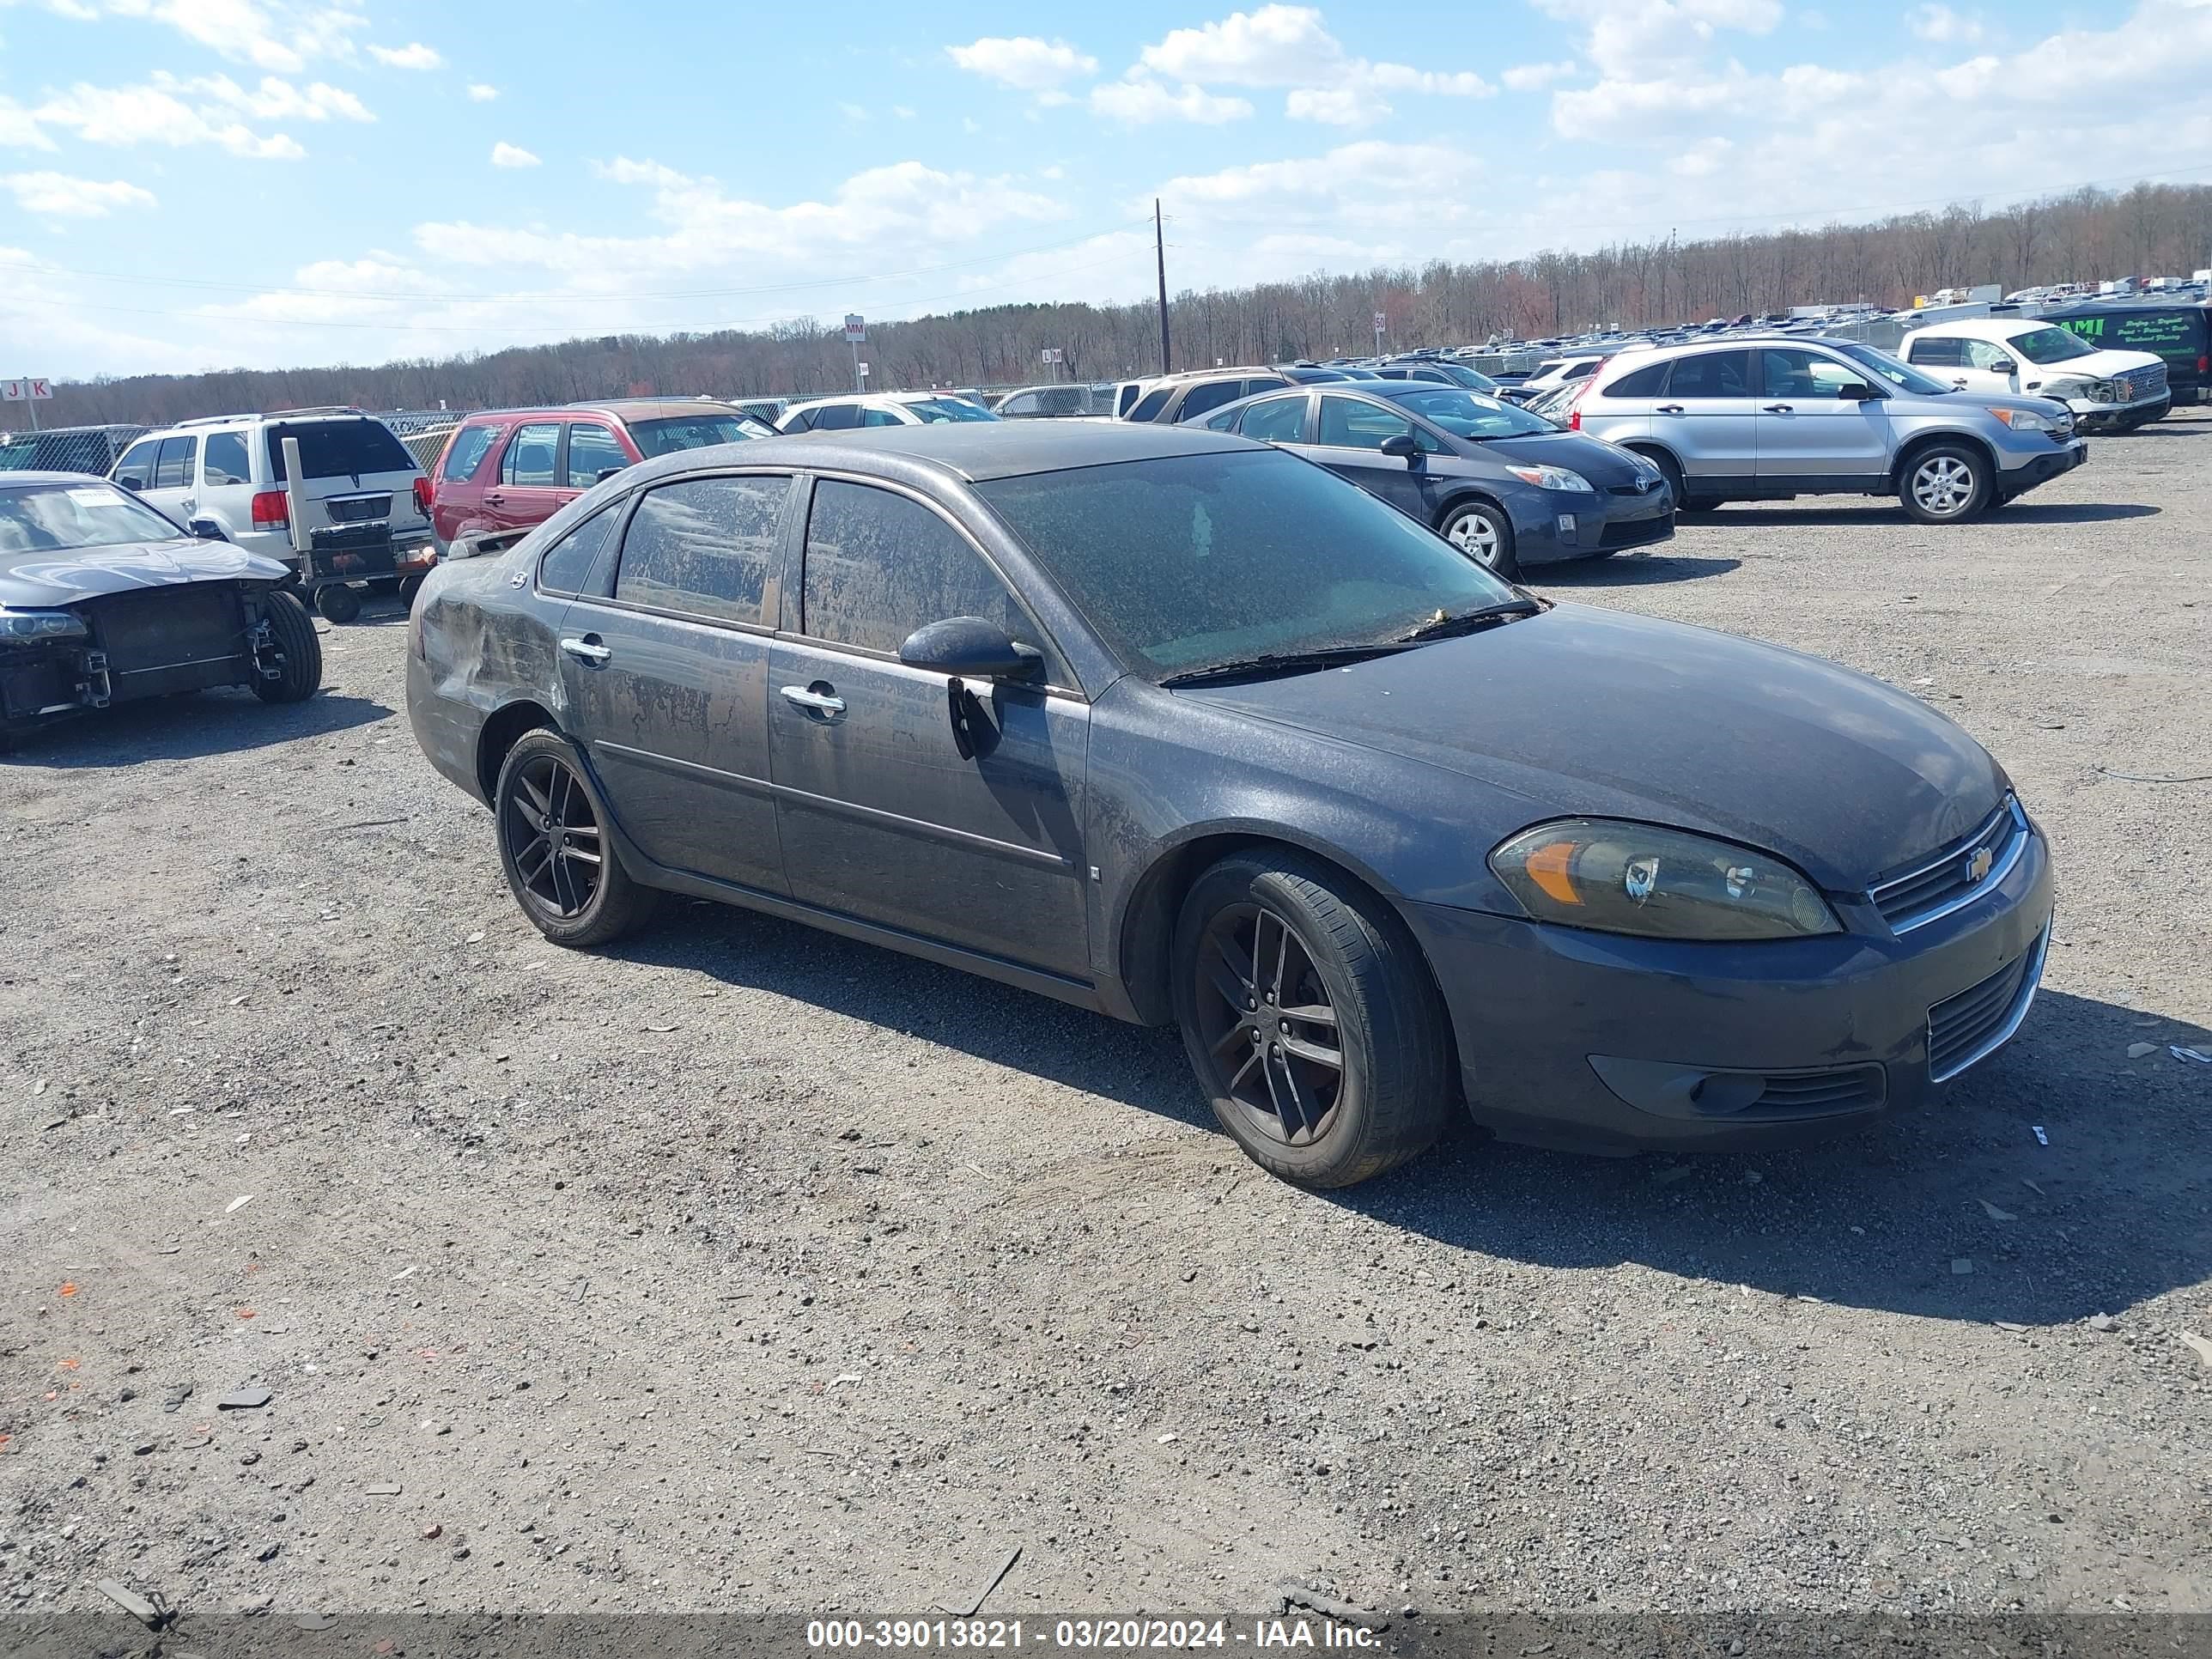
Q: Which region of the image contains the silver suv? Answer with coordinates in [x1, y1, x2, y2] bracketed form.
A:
[1569, 337, 2087, 523]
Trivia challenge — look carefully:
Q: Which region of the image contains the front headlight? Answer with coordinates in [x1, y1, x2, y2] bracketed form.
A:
[1504, 464, 1594, 492]
[0, 606, 89, 645]
[1990, 406, 2060, 434]
[1490, 818, 1841, 940]
[2039, 376, 2101, 404]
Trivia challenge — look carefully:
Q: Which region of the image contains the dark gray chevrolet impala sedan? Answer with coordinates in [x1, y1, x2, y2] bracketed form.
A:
[406, 421, 2053, 1188]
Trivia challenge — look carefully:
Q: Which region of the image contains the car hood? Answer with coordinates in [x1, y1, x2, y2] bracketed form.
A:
[1172, 604, 2007, 890]
[0, 537, 292, 610]
[2039, 346, 2165, 380]
[1458, 428, 1654, 486]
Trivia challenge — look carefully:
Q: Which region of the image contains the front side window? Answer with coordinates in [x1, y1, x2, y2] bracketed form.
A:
[565, 422, 629, 488]
[501, 422, 561, 487]
[153, 435, 198, 490]
[1759, 349, 1858, 398]
[1238, 395, 1308, 443]
[1664, 351, 1753, 398]
[612, 475, 788, 627]
[0, 481, 186, 553]
[203, 431, 252, 485]
[1960, 339, 2016, 372]
[1317, 396, 1439, 452]
[802, 480, 1039, 663]
[113, 438, 161, 489]
[976, 450, 1516, 679]
[538, 507, 617, 595]
[1833, 342, 1955, 395]
[1127, 387, 1172, 422]
[441, 422, 500, 483]
[2009, 325, 2098, 366]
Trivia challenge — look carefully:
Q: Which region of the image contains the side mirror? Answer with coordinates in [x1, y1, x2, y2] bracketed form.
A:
[595, 466, 627, 483]
[898, 615, 1042, 680]
[188, 518, 228, 541]
[1835, 381, 1877, 401]
[1990, 358, 2018, 376]
[1379, 433, 1423, 464]
[116, 473, 146, 490]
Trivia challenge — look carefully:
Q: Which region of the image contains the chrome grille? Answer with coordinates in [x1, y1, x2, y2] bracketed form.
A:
[1869, 796, 2026, 934]
[325, 493, 392, 524]
[1927, 923, 2049, 1082]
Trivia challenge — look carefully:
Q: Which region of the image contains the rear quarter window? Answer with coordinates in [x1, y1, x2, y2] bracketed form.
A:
[441, 422, 501, 483]
[268, 418, 417, 481]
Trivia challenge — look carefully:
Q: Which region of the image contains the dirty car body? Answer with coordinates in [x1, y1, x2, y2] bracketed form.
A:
[407, 422, 2052, 1182]
[1, 473, 308, 740]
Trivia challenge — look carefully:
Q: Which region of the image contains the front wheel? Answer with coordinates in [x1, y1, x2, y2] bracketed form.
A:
[251, 590, 323, 702]
[494, 728, 658, 948]
[1171, 852, 1453, 1188]
[1437, 501, 1519, 580]
[1899, 444, 1990, 524]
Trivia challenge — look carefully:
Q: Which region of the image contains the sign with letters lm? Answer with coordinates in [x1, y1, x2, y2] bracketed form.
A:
[2, 378, 52, 402]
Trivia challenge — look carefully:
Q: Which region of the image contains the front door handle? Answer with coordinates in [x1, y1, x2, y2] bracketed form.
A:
[180, 497, 196, 511]
[1761, 404, 1793, 412]
[560, 635, 612, 665]
[485, 491, 506, 505]
[1656, 404, 1685, 414]
[780, 683, 846, 717]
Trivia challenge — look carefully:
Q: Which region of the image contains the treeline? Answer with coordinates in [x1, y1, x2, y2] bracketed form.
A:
[40, 180, 2212, 429]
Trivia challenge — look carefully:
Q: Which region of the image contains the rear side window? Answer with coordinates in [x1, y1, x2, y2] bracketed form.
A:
[801, 479, 1044, 666]
[266, 418, 415, 481]
[113, 438, 160, 488]
[860, 407, 904, 428]
[1177, 380, 1245, 421]
[203, 431, 251, 485]
[153, 435, 198, 489]
[1239, 395, 1307, 443]
[1605, 360, 1670, 398]
[1905, 337, 1965, 368]
[1664, 351, 1753, 398]
[501, 422, 561, 486]
[538, 507, 617, 596]
[613, 474, 789, 627]
[1127, 388, 1172, 422]
[441, 422, 500, 483]
[809, 404, 861, 432]
[565, 422, 629, 489]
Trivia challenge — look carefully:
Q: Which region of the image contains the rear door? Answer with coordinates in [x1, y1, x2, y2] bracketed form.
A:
[554, 472, 793, 894]
[1753, 347, 1893, 483]
[430, 417, 505, 545]
[768, 477, 1090, 979]
[196, 428, 257, 539]
[482, 421, 566, 532]
[140, 434, 198, 525]
[1650, 349, 1757, 484]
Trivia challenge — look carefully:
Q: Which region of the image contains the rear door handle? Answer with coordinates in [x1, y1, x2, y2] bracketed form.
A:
[1761, 404, 1793, 412]
[484, 491, 506, 505]
[1656, 404, 1685, 414]
[780, 684, 846, 717]
[560, 635, 611, 665]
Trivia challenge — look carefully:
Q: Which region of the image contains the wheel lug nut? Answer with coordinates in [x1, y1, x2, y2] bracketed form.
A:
[1279, 1020, 1289, 1033]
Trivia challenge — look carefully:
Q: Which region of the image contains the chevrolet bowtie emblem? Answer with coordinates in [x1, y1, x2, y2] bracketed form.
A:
[1966, 847, 1995, 884]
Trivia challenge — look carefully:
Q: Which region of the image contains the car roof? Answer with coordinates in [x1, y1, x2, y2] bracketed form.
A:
[0, 470, 137, 488]
[1907, 318, 2045, 340]
[633, 418, 1255, 486]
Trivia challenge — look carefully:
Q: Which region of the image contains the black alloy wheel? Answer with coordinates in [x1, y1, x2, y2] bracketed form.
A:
[502, 748, 605, 922]
[1192, 901, 1346, 1147]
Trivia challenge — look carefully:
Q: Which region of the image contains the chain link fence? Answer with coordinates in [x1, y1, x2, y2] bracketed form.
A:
[0, 422, 148, 477]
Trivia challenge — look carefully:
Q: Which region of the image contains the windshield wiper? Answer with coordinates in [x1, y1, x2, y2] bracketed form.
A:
[1158, 641, 1411, 688]
[1394, 599, 1546, 642]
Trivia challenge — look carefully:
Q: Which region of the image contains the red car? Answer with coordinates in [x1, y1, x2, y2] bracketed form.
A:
[428, 399, 769, 550]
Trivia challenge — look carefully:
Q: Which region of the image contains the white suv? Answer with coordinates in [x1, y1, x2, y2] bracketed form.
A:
[1899, 319, 2170, 433]
[112, 409, 434, 607]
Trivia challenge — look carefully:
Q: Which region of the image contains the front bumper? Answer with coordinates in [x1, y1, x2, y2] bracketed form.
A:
[2073, 392, 2172, 431]
[1400, 821, 2054, 1152]
[1510, 484, 1675, 566]
[1998, 438, 2087, 495]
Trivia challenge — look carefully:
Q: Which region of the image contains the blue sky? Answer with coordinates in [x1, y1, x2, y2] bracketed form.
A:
[4, 0, 2210, 377]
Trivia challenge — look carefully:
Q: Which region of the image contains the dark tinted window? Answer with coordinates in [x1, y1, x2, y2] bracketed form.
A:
[802, 480, 1040, 663]
[1239, 395, 1307, 442]
[613, 475, 787, 626]
[1664, 351, 1753, 398]
[860, 406, 903, 428]
[780, 408, 816, 433]
[501, 422, 561, 486]
[266, 418, 414, 481]
[538, 507, 617, 596]
[153, 435, 198, 489]
[565, 422, 629, 488]
[814, 404, 863, 432]
[113, 439, 160, 487]
[627, 413, 768, 456]
[441, 422, 499, 483]
[203, 431, 251, 485]
[1127, 387, 1172, 422]
[1905, 336, 1965, 368]
[1606, 360, 1670, 398]
[1177, 380, 1245, 421]
[1241, 376, 1290, 396]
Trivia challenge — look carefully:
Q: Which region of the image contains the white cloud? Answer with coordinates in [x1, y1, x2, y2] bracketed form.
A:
[945, 35, 1097, 92]
[1284, 86, 1367, 125]
[1, 169, 156, 216]
[1533, 0, 1783, 79]
[837, 101, 869, 122]
[159, 71, 372, 122]
[465, 82, 498, 101]
[489, 142, 538, 168]
[0, 99, 58, 149]
[1130, 5, 1490, 118]
[27, 81, 307, 157]
[368, 40, 441, 70]
[1907, 3, 1987, 43]
[25, 0, 368, 74]
[892, 104, 916, 118]
[1501, 59, 1577, 91]
[1091, 78, 1254, 124]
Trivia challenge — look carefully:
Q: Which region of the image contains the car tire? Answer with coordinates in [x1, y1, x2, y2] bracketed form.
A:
[1436, 500, 1519, 580]
[494, 727, 658, 949]
[1171, 850, 1454, 1189]
[251, 590, 324, 703]
[313, 583, 362, 624]
[397, 574, 425, 608]
[1899, 443, 1990, 524]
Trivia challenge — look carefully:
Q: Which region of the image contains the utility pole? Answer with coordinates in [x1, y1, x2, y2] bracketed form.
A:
[1154, 199, 1171, 375]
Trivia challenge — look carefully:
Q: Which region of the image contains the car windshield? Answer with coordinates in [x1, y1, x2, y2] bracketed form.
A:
[1832, 342, 1955, 396]
[903, 398, 998, 423]
[0, 480, 184, 553]
[2009, 325, 2100, 366]
[628, 415, 770, 457]
[975, 449, 1518, 679]
[1389, 388, 1555, 440]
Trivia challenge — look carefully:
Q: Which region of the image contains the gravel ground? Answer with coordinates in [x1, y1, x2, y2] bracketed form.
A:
[2, 412, 2209, 1624]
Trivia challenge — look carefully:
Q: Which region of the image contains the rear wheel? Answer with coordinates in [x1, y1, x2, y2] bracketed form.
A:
[1899, 443, 1990, 524]
[1436, 500, 1519, 580]
[1171, 851, 1453, 1188]
[313, 583, 362, 624]
[251, 590, 323, 703]
[397, 574, 425, 607]
[495, 728, 657, 948]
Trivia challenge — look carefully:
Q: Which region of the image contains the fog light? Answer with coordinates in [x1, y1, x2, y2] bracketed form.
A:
[1556, 513, 1577, 534]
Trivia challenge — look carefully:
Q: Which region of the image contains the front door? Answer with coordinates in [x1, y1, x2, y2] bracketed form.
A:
[1650, 349, 1758, 486]
[483, 421, 569, 532]
[1305, 393, 1442, 520]
[141, 434, 199, 525]
[769, 477, 1090, 980]
[1753, 348, 1894, 483]
[555, 472, 793, 895]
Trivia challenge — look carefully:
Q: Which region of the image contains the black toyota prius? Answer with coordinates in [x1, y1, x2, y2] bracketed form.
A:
[407, 422, 2051, 1189]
